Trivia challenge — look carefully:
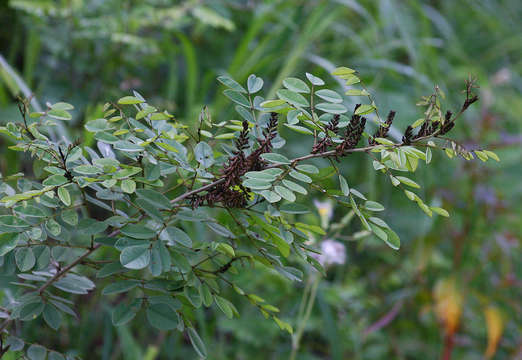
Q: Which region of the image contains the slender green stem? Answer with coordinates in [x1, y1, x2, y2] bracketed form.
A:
[290, 274, 320, 360]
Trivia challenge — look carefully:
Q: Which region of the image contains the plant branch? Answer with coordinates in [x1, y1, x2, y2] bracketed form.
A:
[37, 228, 121, 295]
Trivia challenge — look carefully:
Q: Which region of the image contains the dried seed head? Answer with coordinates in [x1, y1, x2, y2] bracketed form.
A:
[369, 110, 395, 145]
[402, 125, 413, 145]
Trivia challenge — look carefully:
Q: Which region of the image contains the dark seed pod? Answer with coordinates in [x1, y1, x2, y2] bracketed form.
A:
[311, 115, 340, 154]
[336, 105, 366, 155]
[402, 125, 413, 145]
[369, 110, 395, 145]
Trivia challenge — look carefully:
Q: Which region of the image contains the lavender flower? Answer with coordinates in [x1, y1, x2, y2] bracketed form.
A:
[312, 239, 346, 268]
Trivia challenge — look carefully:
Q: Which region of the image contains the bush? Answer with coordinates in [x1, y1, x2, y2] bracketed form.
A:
[0, 67, 497, 358]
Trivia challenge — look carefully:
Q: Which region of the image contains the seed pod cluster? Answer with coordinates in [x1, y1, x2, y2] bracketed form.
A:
[369, 110, 395, 145]
[336, 104, 367, 155]
[191, 113, 279, 208]
[311, 114, 340, 154]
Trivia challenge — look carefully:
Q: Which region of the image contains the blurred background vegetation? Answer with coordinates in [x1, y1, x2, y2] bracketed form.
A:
[0, 0, 520, 359]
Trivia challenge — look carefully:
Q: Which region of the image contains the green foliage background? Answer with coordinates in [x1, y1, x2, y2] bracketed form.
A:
[0, 0, 520, 359]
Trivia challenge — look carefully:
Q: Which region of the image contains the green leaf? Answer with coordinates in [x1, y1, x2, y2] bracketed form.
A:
[273, 316, 293, 334]
[223, 89, 250, 107]
[289, 170, 312, 183]
[295, 164, 319, 174]
[187, 327, 207, 359]
[426, 147, 432, 164]
[53, 273, 95, 294]
[161, 227, 192, 247]
[201, 284, 213, 307]
[332, 66, 356, 75]
[121, 224, 155, 239]
[260, 190, 281, 203]
[295, 222, 326, 235]
[194, 142, 215, 168]
[370, 223, 388, 241]
[364, 200, 385, 212]
[412, 118, 425, 128]
[276, 89, 309, 107]
[368, 217, 389, 229]
[483, 150, 500, 161]
[118, 96, 144, 105]
[374, 137, 394, 145]
[27, 344, 47, 360]
[315, 102, 347, 114]
[45, 218, 61, 236]
[14, 205, 47, 218]
[114, 140, 144, 152]
[354, 104, 375, 115]
[78, 218, 107, 235]
[345, 89, 369, 96]
[20, 301, 45, 321]
[43, 174, 68, 186]
[396, 176, 420, 188]
[339, 175, 350, 196]
[207, 222, 236, 238]
[150, 240, 171, 276]
[184, 286, 203, 308]
[146, 303, 178, 330]
[97, 262, 125, 278]
[261, 153, 291, 164]
[84, 118, 109, 132]
[305, 72, 325, 86]
[150, 112, 170, 121]
[57, 187, 71, 206]
[245, 171, 278, 182]
[382, 228, 401, 250]
[0, 233, 20, 256]
[43, 304, 62, 330]
[286, 109, 300, 125]
[136, 189, 171, 209]
[15, 247, 35, 272]
[34, 246, 50, 270]
[121, 179, 136, 194]
[48, 351, 65, 360]
[274, 185, 296, 202]
[217, 75, 247, 93]
[243, 178, 272, 190]
[112, 300, 142, 326]
[404, 190, 417, 201]
[214, 133, 236, 140]
[430, 206, 450, 217]
[51, 102, 74, 111]
[48, 108, 72, 121]
[120, 244, 151, 269]
[235, 105, 254, 122]
[285, 124, 313, 135]
[344, 74, 361, 85]
[260, 99, 286, 108]
[214, 296, 236, 319]
[283, 77, 310, 93]
[418, 202, 433, 217]
[315, 89, 343, 103]
[0, 215, 30, 231]
[247, 74, 264, 94]
[280, 203, 309, 214]
[282, 179, 307, 195]
[73, 165, 101, 175]
[102, 280, 139, 295]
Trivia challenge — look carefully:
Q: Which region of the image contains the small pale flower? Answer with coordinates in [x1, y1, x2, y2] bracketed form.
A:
[314, 199, 334, 229]
[311, 239, 346, 268]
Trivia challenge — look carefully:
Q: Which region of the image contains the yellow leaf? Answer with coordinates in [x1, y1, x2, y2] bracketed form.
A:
[433, 278, 463, 335]
[484, 306, 504, 358]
